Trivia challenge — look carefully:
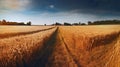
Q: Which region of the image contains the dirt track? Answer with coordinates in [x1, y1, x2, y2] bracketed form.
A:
[0, 27, 55, 39]
[0, 26, 120, 67]
[39, 26, 120, 67]
[28, 26, 120, 67]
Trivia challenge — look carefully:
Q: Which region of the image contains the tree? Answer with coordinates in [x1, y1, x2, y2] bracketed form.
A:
[72, 23, 79, 25]
[27, 21, 31, 25]
[55, 22, 62, 25]
[0, 19, 31, 25]
[2, 19, 6, 25]
[81, 23, 86, 25]
[79, 22, 81, 25]
[88, 21, 92, 25]
[64, 22, 71, 26]
[18, 22, 25, 25]
[44, 24, 46, 26]
[2, 19, 6, 23]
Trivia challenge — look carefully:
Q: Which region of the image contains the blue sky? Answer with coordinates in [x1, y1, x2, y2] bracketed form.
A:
[0, 0, 120, 25]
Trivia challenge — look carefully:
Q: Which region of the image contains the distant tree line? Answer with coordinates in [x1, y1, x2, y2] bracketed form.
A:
[51, 20, 120, 26]
[0, 19, 31, 25]
[51, 22, 87, 26]
[1, 19, 119, 26]
[88, 20, 120, 25]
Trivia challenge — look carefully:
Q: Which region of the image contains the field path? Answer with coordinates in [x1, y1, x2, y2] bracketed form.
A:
[46, 27, 80, 67]
[59, 31, 81, 67]
[29, 27, 80, 67]
[0, 26, 120, 67]
[37, 26, 120, 67]
[0, 27, 55, 39]
[24, 27, 59, 67]
[15, 27, 120, 67]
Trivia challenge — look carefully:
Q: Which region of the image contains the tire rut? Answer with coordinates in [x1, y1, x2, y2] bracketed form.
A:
[1, 26, 120, 67]
[30, 27, 81, 67]
[58, 29, 81, 67]
[0, 27, 56, 39]
[26, 27, 59, 67]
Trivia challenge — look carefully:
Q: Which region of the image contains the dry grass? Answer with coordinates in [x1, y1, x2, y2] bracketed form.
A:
[0, 26, 53, 34]
[0, 26, 54, 38]
[56, 25, 120, 67]
[0, 27, 57, 67]
[0, 25, 120, 67]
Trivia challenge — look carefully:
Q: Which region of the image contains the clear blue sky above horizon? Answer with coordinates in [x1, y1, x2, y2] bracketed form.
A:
[0, 0, 120, 25]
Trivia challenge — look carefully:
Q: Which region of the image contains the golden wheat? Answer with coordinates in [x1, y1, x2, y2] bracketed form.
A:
[0, 26, 53, 34]
[0, 27, 57, 67]
[0, 26, 54, 38]
[0, 25, 120, 67]
[57, 25, 120, 67]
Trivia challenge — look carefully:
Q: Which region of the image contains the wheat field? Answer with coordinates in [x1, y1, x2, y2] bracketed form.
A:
[56, 25, 120, 67]
[0, 26, 54, 39]
[0, 25, 120, 67]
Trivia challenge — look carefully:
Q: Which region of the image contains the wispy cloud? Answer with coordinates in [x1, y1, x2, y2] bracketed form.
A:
[0, 0, 31, 12]
[0, 10, 120, 25]
[0, 0, 120, 25]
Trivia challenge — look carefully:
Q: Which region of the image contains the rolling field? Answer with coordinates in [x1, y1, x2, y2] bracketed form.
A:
[0, 25, 120, 67]
[0, 26, 55, 39]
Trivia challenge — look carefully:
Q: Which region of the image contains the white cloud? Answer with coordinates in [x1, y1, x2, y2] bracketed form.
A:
[0, 0, 31, 11]
[49, 5, 55, 9]
[0, 10, 120, 25]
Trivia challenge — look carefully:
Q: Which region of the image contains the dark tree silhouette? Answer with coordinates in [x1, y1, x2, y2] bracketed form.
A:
[55, 22, 62, 25]
[27, 21, 31, 25]
[0, 19, 32, 25]
[2, 19, 7, 25]
[87, 20, 120, 25]
[79, 22, 81, 25]
[88, 21, 92, 25]
[72, 23, 79, 25]
[44, 24, 46, 26]
[64, 22, 71, 26]
[81, 23, 86, 25]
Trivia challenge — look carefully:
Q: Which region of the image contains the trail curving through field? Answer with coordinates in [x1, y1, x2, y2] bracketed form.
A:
[0, 27, 55, 39]
[59, 30, 81, 67]
[0, 25, 120, 67]
[57, 26, 120, 67]
[41, 26, 120, 67]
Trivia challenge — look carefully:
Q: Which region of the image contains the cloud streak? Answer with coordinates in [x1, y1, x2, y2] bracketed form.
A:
[0, 0, 120, 25]
[2, 10, 119, 25]
[0, 0, 31, 11]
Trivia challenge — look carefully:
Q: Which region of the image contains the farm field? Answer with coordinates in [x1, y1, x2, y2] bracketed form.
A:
[56, 25, 120, 67]
[0, 25, 120, 67]
[0, 26, 55, 38]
